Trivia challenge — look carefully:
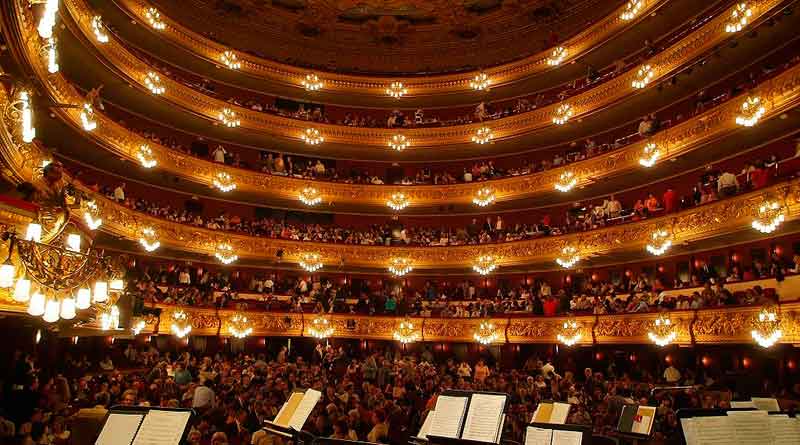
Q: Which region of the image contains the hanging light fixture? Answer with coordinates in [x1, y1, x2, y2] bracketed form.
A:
[80, 103, 97, 131]
[389, 134, 409, 151]
[638, 142, 660, 167]
[388, 258, 413, 277]
[144, 7, 166, 30]
[229, 314, 253, 339]
[555, 245, 581, 269]
[299, 253, 323, 272]
[37, 0, 59, 39]
[645, 229, 672, 256]
[131, 317, 146, 335]
[14, 90, 36, 143]
[82, 200, 102, 230]
[473, 319, 499, 345]
[220, 51, 241, 70]
[725, 2, 753, 33]
[393, 318, 419, 344]
[136, 144, 157, 169]
[214, 243, 238, 265]
[75, 288, 90, 310]
[212, 171, 237, 192]
[218, 108, 240, 128]
[470, 73, 491, 91]
[43, 37, 59, 74]
[751, 305, 782, 348]
[735, 96, 765, 127]
[472, 126, 493, 144]
[648, 315, 677, 346]
[620, 0, 644, 20]
[28, 291, 45, 316]
[387, 193, 410, 211]
[554, 170, 577, 192]
[472, 255, 498, 275]
[547, 47, 568, 66]
[299, 187, 322, 206]
[138, 227, 161, 252]
[301, 128, 324, 145]
[302, 73, 324, 91]
[752, 199, 785, 234]
[92, 16, 109, 43]
[99, 305, 120, 331]
[557, 320, 582, 346]
[171, 310, 192, 338]
[308, 314, 334, 339]
[472, 187, 496, 207]
[552, 103, 574, 125]
[386, 82, 407, 98]
[144, 72, 165, 95]
[631, 64, 654, 89]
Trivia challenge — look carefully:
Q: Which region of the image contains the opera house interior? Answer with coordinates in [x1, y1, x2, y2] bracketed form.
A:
[2, 0, 800, 444]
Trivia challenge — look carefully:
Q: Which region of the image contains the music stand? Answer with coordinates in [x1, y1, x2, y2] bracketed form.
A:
[96, 405, 195, 445]
[528, 423, 592, 445]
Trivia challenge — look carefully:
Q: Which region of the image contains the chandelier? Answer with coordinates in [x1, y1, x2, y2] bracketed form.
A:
[725, 2, 753, 33]
[638, 142, 660, 167]
[228, 314, 253, 339]
[474, 320, 499, 345]
[308, 314, 334, 339]
[472, 127, 493, 144]
[43, 37, 59, 74]
[645, 229, 672, 256]
[648, 315, 677, 346]
[37, 0, 59, 39]
[387, 193, 410, 211]
[218, 108, 240, 128]
[91, 16, 109, 43]
[138, 227, 160, 252]
[388, 258, 413, 277]
[299, 187, 322, 206]
[301, 128, 324, 145]
[470, 73, 491, 91]
[547, 47, 568, 66]
[631, 64, 654, 89]
[144, 72, 165, 95]
[82, 200, 102, 230]
[389, 134, 409, 151]
[80, 103, 97, 132]
[393, 318, 419, 344]
[214, 243, 238, 265]
[212, 171, 237, 192]
[131, 317, 146, 335]
[751, 306, 782, 348]
[144, 7, 166, 30]
[620, 0, 644, 20]
[735, 96, 765, 127]
[557, 320, 582, 346]
[171, 310, 192, 338]
[472, 255, 498, 275]
[302, 73, 324, 91]
[555, 245, 581, 269]
[386, 82, 407, 98]
[552, 103, 574, 125]
[220, 51, 241, 70]
[136, 144, 157, 168]
[9, 90, 36, 143]
[554, 170, 577, 192]
[299, 253, 323, 272]
[752, 199, 785, 233]
[472, 187, 496, 207]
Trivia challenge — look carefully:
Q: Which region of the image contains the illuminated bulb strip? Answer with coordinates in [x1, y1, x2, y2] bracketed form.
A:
[556, 246, 580, 269]
[472, 255, 498, 275]
[46, 37, 59, 74]
[136, 144, 157, 168]
[19, 91, 36, 143]
[387, 193, 410, 211]
[620, 0, 644, 20]
[212, 172, 237, 192]
[220, 51, 241, 70]
[389, 134, 409, 151]
[639, 142, 660, 167]
[735, 96, 765, 127]
[470, 73, 491, 91]
[301, 128, 324, 145]
[219, 108, 240, 128]
[215, 243, 238, 264]
[547, 47, 568, 66]
[726, 3, 753, 33]
[145, 7, 166, 30]
[554, 171, 577, 192]
[302, 73, 324, 91]
[83, 200, 102, 230]
[37, 0, 59, 39]
[144, 72, 165, 95]
[552, 103, 573, 125]
[299, 253, 323, 272]
[138, 227, 160, 252]
[632, 64, 654, 89]
[299, 187, 322, 206]
[472, 127, 493, 144]
[386, 82, 407, 98]
[80, 103, 97, 131]
[388, 258, 413, 277]
[645, 229, 672, 255]
[92, 16, 109, 43]
[472, 188, 496, 207]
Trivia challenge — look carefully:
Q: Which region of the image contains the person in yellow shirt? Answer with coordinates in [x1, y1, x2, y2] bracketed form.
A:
[474, 359, 490, 383]
[366, 409, 389, 443]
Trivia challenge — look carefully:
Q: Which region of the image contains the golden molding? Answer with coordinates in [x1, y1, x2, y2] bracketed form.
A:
[115, 0, 667, 96]
[61, 0, 784, 147]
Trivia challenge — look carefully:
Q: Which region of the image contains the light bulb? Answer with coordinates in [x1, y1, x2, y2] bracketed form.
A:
[43, 298, 60, 322]
[28, 291, 45, 316]
[76, 288, 91, 310]
[25, 223, 42, 242]
[0, 263, 15, 288]
[60, 297, 76, 320]
[93, 281, 108, 302]
[66, 233, 81, 252]
[110, 279, 124, 291]
[14, 279, 31, 302]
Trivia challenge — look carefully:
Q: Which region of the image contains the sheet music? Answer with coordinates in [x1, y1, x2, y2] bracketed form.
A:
[632, 406, 656, 435]
[418, 411, 435, 439]
[693, 416, 733, 445]
[131, 410, 191, 445]
[731, 401, 757, 409]
[726, 410, 770, 445]
[550, 403, 571, 424]
[524, 427, 552, 445]
[461, 394, 507, 443]
[768, 415, 800, 445]
[95, 413, 144, 445]
[274, 392, 304, 427]
[288, 389, 321, 431]
[551, 430, 582, 445]
[680, 418, 696, 445]
[751, 397, 780, 412]
[429, 395, 469, 439]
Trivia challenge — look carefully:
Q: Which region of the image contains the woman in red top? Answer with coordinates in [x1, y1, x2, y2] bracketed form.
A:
[543, 296, 558, 316]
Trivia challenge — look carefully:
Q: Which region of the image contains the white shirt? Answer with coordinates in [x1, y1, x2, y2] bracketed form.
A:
[213, 147, 227, 163]
[663, 366, 681, 383]
[192, 385, 215, 408]
[113, 186, 125, 202]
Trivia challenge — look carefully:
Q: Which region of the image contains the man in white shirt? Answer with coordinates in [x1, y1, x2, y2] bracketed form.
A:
[113, 183, 126, 203]
[192, 379, 215, 410]
[212, 145, 227, 163]
[663, 364, 681, 383]
[717, 171, 739, 197]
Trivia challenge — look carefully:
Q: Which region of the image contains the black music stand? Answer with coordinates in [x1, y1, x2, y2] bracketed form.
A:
[96, 405, 195, 445]
[425, 390, 509, 445]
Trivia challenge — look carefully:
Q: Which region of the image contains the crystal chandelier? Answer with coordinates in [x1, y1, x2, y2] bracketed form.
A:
[138, 227, 160, 252]
[557, 320, 582, 346]
[472, 255, 498, 275]
[472, 127, 493, 144]
[389, 134, 409, 151]
[638, 142, 660, 167]
[37, 0, 59, 39]
[301, 128, 324, 145]
[631, 64, 654, 89]
[220, 51, 241, 70]
[472, 187, 496, 207]
[80, 103, 97, 131]
[214, 243, 238, 265]
[136, 144, 157, 168]
[92, 16, 109, 43]
[620, 0, 644, 20]
[43, 37, 59, 74]
[388, 258, 413, 277]
[725, 2, 753, 33]
[555, 245, 581, 269]
[212, 171, 237, 192]
[547, 47, 567, 66]
[386, 82, 407, 98]
[735, 96, 765, 127]
[228, 314, 253, 339]
[387, 193, 410, 211]
[144, 72, 165, 95]
[645, 229, 672, 256]
[144, 7, 166, 30]
[393, 318, 419, 344]
[82, 200, 103, 230]
[554, 170, 577, 192]
[751, 306, 782, 348]
[470, 73, 491, 91]
[302, 73, 324, 91]
[299, 253, 323, 272]
[552, 103, 573, 125]
[648, 315, 677, 346]
[752, 199, 785, 233]
[218, 108, 240, 128]
[299, 187, 322, 206]
[10, 90, 36, 143]
[474, 320, 499, 345]
[171, 310, 192, 338]
[308, 314, 334, 339]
